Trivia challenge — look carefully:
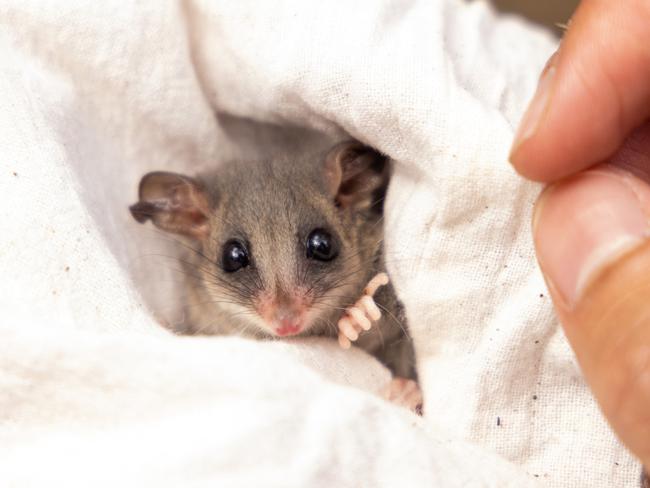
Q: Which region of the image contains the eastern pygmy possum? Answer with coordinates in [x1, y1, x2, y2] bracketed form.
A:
[130, 141, 419, 407]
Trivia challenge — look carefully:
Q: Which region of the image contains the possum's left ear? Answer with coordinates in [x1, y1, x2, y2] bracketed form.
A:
[129, 172, 211, 240]
[323, 141, 389, 210]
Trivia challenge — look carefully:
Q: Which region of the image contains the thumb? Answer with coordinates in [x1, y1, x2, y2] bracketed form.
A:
[510, 0, 650, 182]
[533, 125, 650, 468]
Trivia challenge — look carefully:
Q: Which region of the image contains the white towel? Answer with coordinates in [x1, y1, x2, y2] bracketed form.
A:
[0, 0, 639, 486]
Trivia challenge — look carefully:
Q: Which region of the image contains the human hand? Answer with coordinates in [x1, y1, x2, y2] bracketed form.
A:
[510, 0, 650, 470]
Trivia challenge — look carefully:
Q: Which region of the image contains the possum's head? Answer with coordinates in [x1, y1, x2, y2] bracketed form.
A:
[130, 141, 388, 337]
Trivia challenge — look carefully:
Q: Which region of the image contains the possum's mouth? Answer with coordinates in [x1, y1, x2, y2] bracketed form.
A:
[275, 323, 302, 336]
[261, 304, 334, 338]
[265, 312, 310, 337]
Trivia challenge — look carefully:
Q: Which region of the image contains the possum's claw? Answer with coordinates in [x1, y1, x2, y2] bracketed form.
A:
[337, 272, 389, 348]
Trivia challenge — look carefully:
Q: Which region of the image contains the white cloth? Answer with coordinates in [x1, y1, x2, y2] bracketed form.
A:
[0, 0, 639, 486]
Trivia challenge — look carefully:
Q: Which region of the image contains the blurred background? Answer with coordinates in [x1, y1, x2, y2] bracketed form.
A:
[491, 0, 579, 35]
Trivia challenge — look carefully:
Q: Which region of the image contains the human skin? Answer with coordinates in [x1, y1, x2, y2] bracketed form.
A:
[510, 0, 650, 469]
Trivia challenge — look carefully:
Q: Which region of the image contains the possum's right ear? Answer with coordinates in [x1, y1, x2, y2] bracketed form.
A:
[129, 172, 211, 240]
[323, 141, 389, 211]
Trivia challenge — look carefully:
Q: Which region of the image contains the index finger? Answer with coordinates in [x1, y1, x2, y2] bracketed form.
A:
[509, 0, 650, 182]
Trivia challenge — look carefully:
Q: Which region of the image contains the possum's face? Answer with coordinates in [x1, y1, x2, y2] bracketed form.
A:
[130, 142, 388, 337]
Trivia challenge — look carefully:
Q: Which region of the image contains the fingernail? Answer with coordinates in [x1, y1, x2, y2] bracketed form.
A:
[510, 51, 558, 161]
[534, 170, 650, 308]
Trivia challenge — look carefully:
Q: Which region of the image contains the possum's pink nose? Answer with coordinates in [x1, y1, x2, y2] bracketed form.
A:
[256, 290, 311, 336]
[273, 309, 304, 336]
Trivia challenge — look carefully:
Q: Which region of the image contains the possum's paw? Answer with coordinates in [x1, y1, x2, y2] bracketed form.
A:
[382, 377, 423, 415]
[337, 272, 389, 349]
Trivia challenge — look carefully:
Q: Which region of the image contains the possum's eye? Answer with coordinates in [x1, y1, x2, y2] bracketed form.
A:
[222, 240, 250, 272]
[306, 229, 338, 262]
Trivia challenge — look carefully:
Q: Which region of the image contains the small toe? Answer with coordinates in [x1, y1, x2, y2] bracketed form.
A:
[382, 378, 423, 415]
[360, 296, 381, 321]
[348, 307, 372, 331]
[364, 272, 390, 296]
[338, 317, 359, 341]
